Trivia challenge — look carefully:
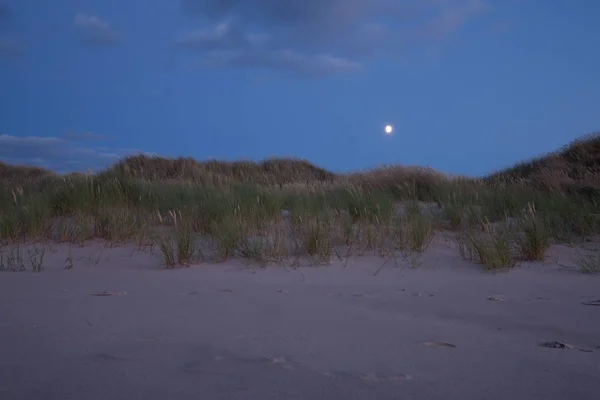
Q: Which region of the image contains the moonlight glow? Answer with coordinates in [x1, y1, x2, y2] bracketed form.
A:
[385, 125, 393, 134]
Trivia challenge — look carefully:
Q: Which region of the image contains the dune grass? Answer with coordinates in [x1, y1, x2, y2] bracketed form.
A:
[579, 251, 600, 274]
[1, 134, 599, 271]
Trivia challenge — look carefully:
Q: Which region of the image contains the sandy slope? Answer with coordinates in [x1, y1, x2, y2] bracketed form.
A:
[1, 239, 599, 400]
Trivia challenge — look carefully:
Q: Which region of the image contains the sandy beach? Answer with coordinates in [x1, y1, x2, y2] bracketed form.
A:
[3, 1, 599, 398]
[1, 237, 599, 400]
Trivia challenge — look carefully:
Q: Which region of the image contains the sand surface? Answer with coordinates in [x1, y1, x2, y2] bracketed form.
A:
[1, 239, 600, 400]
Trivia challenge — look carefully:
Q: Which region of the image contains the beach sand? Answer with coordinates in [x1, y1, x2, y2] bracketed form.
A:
[1, 237, 599, 400]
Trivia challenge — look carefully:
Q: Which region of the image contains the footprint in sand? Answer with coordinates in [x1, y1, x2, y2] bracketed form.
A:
[582, 300, 600, 306]
[352, 293, 377, 299]
[323, 371, 412, 383]
[90, 291, 128, 297]
[181, 361, 229, 376]
[214, 289, 234, 293]
[268, 356, 295, 370]
[84, 352, 132, 363]
[358, 372, 413, 383]
[421, 341, 457, 348]
[539, 341, 595, 352]
[539, 341, 574, 349]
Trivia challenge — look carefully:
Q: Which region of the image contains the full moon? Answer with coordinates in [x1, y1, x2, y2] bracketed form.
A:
[385, 125, 393, 134]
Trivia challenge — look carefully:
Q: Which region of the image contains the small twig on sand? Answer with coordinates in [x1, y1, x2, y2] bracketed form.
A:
[373, 258, 390, 276]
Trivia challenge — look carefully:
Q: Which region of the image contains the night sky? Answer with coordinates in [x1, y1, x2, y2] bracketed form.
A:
[1, 0, 599, 175]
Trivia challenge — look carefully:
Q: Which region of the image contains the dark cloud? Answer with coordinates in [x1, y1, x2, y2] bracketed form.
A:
[0, 134, 147, 172]
[179, 0, 487, 76]
[183, 0, 397, 29]
[74, 13, 121, 46]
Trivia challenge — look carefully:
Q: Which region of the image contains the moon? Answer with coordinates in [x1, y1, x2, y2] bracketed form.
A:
[385, 125, 393, 134]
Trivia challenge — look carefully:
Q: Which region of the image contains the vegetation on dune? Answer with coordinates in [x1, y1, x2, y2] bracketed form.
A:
[486, 132, 600, 193]
[104, 156, 336, 186]
[0, 133, 599, 272]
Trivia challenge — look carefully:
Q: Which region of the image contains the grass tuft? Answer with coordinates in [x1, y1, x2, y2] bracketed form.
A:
[457, 220, 517, 270]
[579, 250, 600, 274]
[516, 203, 551, 261]
[292, 210, 335, 263]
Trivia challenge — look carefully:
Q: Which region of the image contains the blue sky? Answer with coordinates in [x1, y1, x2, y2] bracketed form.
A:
[1, 0, 599, 176]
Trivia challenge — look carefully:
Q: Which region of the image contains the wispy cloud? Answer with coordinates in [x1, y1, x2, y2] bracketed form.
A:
[196, 47, 363, 77]
[180, 21, 362, 77]
[179, 0, 488, 76]
[63, 131, 116, 142]
[423, 0, 488, 38]
[74, 13, 121, 46]
[0, 134, 146, 172]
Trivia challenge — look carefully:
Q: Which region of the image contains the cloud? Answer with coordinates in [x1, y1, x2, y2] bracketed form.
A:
[63, 131, 116, 141]
[423, 0, 488, 38]
[0, 134, 145, 172]
[180, 21, 362, 76]
[197, 47, 363, 77]
[179, 0, 488, 76]
[179, 21, 259, 51]
[74, 13, 120, 45]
